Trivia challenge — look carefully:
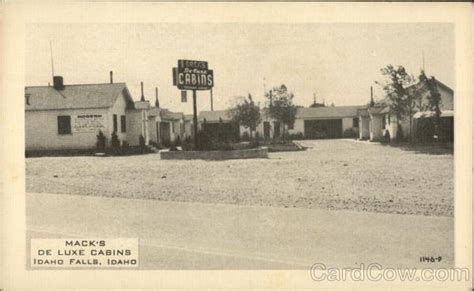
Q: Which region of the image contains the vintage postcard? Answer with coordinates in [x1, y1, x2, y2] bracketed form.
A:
[1, 2, 472, 290]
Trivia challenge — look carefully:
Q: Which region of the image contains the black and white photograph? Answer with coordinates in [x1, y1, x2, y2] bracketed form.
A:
[1, 2, 472, 291]
[24, 22, 455, 269]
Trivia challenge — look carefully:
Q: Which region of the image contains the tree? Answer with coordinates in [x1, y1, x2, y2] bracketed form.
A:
[378, 65, 416, 141]
[96, 130, 106, 153]
[419, 70, 442, 140]
[228, 93, 261, 139]
[265, 84, 298, 139]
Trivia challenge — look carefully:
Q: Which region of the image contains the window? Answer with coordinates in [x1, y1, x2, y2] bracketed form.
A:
[57, 115, 71, 135]
[387, 114, 391, 125]
[353, 118, 359, 128]
[288, 123, 294, 130]
[120, 115, 126, 133]
[382, 115, 386, 129]
[113, 114, 118, 132]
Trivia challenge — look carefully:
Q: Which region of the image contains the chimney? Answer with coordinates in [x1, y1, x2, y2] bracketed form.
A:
[155, 87, 160, 108]
[53, 76, 64, 90]
[140, 82, 145, 101]
[269, 90, 273, 107]
[110, 71, 113, 84]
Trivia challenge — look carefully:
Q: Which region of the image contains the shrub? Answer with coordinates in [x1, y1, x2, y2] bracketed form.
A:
[111, 132, 121, 148]
[382, 130, 391, 143]
[288, 132, 304, 140]
[110, 132, 121, 155]
[196, 130, 215, 151]
[174, 136, 182, 146]
[139, 134, 146, 148]
[121, 141, 130, 154]
[181, 136, 194, 151]
[241, 131, 250, 142]
[343, 128, 357, 139]
[96, 130, 106, 152]
[396, 124, 405, 142]
[181, 131, 238, 151]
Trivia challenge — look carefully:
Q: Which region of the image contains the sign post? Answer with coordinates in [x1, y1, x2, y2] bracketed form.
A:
[192, 90, 198, 146]
[173, 59, 214, 148]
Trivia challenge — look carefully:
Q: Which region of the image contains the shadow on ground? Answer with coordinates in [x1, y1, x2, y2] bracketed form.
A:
[381, 142, 453, 155]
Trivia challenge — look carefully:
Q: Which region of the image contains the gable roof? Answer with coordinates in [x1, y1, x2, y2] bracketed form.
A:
[366, 78, 454, 115]
[407, 78, 453, 95]
[25, 83, 134, 111]
[161, 109, 184, 121]
[296, 106, 364, 119]
[199, 110, 232, 122]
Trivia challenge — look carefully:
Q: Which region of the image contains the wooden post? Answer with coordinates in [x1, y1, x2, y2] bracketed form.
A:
[193, 89, 198, 147]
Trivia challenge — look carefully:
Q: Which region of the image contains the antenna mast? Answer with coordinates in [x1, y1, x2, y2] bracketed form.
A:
[50, 40, 55, 81]
[422, 49, 425, 71]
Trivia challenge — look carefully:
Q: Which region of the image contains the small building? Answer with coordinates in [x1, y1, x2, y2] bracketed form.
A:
[255, 108, 285, 140]
[25, 76, 136, 151]
[25, 75, 187, 151]
[289, 106, 363, 139]
[158, 109, 185, 145]
[195, 106, 364, 141]
[198, 110, 240, 141]
[358, 78, 454, 142]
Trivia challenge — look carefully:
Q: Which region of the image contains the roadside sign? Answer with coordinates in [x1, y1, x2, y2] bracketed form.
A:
[173, 59, 214, 91]
[172, 59, 214, 147]
[181, 91, 187, 103]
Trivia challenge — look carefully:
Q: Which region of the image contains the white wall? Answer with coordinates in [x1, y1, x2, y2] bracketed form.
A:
[147, 115, 159, 144]
[439, 87, 453, 111]
[369, 114, 383, 141]
[288, 119, 304, 135]
[125, 110, 144, 146]
[25, 90, 130, 151]
[108, 90, 129, 143]
[26, 108, 108, 150]
[342, 117, 354, 132]
[417, 86, 453, 111]
[359, 116, 370, 139]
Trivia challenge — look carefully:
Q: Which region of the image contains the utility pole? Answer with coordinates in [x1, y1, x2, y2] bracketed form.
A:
[422, 49, 425, 71]
[263, 77, 266, 105]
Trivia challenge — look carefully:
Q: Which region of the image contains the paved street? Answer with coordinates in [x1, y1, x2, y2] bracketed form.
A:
[27, 192, 453, 269]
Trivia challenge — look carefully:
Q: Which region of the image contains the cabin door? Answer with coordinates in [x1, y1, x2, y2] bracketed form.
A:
[159, 122, 171, 145]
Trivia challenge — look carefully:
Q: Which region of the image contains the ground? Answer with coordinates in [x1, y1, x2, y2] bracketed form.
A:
[26, 139, 454, 217]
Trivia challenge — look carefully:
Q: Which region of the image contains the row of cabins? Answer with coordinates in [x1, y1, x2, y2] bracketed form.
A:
[195, 79, 454, 142]
[25, 75, 453, 151]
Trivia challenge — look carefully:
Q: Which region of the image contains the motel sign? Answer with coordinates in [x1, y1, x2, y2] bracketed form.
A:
[172, 59, 214, 147]
[173, 60, 214, 91]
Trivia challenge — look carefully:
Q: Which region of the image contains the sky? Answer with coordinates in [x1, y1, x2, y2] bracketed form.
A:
[26, 23, 454, 114]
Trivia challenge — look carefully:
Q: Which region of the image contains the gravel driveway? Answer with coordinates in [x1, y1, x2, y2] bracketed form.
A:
[26, 139, 454, 217]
